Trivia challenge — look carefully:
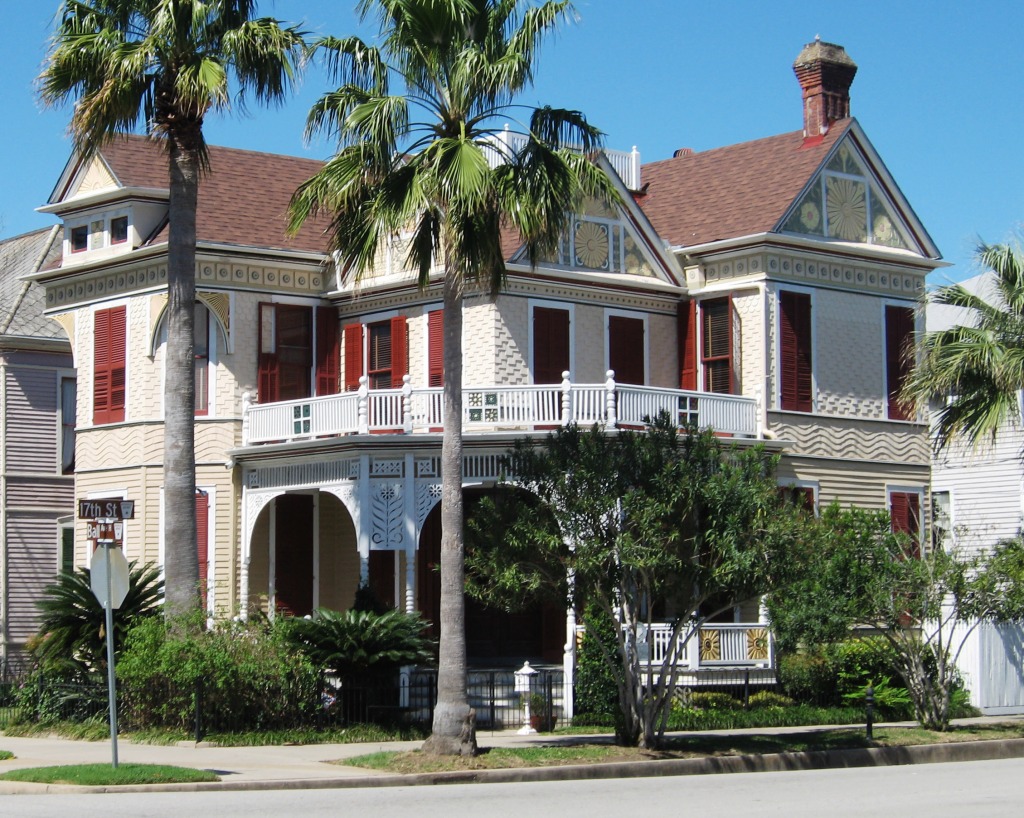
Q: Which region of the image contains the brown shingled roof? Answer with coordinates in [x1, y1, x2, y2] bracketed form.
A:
[639, 121, 851, 248]
[99, 135, 332, 255]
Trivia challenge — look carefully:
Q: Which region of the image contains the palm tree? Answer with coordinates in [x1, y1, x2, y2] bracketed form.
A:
[289, 0, 617, 755]
[904, 242, 1024, 450]
[40, 1, 304, 618]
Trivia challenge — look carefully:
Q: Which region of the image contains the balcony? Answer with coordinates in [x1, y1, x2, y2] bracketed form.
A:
[242, 372, 760, 446]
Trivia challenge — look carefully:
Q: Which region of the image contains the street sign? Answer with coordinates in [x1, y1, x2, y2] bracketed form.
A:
[86, 522, 124, 542]
[90, 545, 130, 609]
[79, 498, 135, 521]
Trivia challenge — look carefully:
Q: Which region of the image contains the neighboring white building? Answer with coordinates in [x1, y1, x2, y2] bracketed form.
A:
[928, 271, 1024, 714]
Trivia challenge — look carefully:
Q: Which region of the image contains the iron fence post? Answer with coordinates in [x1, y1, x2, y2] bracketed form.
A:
[194, 677, 204, 743]
[865, 684, 874, 740]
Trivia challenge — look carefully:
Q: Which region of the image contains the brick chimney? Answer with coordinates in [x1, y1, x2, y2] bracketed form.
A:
[793, 38, 857, 139]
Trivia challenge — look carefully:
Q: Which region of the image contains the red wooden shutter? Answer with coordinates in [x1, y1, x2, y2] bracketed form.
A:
[890, 491, 921, 558]
[257, 303, 279, 403]
[679, 299, 697, 390]
[886, 305, 915, 420]
[428, 310, 444, 387]
[315, 307, 340, 396]
[780, 291, 812, 412]
[343, 323, 364, 391]
[608, 316, 645, 385]
[701, 297, 733, 394]
[93, 306, 126, 424]
[533, 307, 570, 384]
[195, 490, 209, 609]
[390, 315, 408, 382]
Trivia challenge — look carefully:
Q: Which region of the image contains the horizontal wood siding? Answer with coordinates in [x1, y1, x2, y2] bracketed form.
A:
[5, 514, 60, 646]
[4, 367, 58, 474]
[5, 478, 74, 509]
[932, 425, 1024, 556]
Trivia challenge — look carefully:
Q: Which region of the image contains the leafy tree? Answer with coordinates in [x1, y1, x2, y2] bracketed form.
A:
[289, 0, 616, 755]
[903, 242, 1024, 450]
[40, 0, 304, 617]
[30, 562, 164, 678]
[284, 608, 435, 677]
[466, 419, 807, 748]
[766, 505, 1024, 730]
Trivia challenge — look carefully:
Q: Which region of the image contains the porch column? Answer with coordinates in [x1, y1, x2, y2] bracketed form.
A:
[563, 567, 577, 722]
[357, 454, 372, 585]
[240, 485, 250, 621]
[404, 452, 416, 614]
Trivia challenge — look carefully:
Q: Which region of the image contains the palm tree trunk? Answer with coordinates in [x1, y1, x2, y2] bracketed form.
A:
[163, 139, 200, 620]
[422, 263, 477, 756]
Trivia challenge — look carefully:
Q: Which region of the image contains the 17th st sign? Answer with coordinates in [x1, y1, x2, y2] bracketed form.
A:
[78, 498, 135, 521]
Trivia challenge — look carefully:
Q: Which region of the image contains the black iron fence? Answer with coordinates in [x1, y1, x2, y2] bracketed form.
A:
[0, 666, 570, 737]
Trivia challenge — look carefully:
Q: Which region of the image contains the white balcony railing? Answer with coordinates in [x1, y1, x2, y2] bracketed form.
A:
[242, 371, 760, 446]
[481, 127, 641, 190]
[644, 623, 774, 669]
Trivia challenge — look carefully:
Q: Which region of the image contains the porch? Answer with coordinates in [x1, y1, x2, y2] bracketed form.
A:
[242, 373, 762, 445]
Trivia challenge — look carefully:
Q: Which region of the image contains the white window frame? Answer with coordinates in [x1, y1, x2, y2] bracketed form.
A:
[774, 284, 817, 413]
[777, 478, 819, 516]
[604, 308, 649, 385]
[528, 299, 575, 384]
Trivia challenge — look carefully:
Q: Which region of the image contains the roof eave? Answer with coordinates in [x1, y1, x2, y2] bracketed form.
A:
[672, 232, 950, 271]
[37, 186, 169, 215]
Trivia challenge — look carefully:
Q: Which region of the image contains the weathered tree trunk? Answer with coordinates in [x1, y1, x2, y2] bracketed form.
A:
[422, 264, 477, 756]
[163, 138, 200, 620]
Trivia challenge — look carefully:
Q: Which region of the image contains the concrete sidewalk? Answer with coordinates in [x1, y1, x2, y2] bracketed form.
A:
[1, 716, 1022, 794]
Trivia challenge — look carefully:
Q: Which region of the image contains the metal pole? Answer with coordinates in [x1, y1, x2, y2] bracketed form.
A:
[103, 543, 119, 767]
[865, 684, 875, 741]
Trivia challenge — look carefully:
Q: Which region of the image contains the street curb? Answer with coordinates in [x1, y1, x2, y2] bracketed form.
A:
[4, 738, 1024, 794]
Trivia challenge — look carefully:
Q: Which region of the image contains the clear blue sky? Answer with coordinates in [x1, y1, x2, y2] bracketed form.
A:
[2, 1, 1022, 282]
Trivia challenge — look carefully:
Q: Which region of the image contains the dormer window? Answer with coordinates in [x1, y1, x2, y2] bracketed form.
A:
[70, 225, 88, 253]
[65, 211, 132, 257]
[111, 215, 129, 244]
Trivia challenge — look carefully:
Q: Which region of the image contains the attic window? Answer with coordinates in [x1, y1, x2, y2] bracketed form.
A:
[111, 216, 129, 245]
[70, 225, 88, 253]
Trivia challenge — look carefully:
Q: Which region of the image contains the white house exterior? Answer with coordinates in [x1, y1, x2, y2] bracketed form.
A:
[928, 272, 1024, 714]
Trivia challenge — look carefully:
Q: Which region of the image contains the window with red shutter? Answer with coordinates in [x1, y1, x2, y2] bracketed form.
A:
[679, 299, 697, 390]
[343, 323, 364, 391]
[890, 490, 922, 558]
[886, 305, 915, 420]
[93, 306, 126, 424]
[608, 315, 645, 385]
[427, 310, 444, 387]
[315, 307, 340, 396]
[533, 306, 570, 384]
[780, 291, 813, 412]
[701, 297, 733, 394]
[257, 304, 313, 402]
[778, 484, 816, 514]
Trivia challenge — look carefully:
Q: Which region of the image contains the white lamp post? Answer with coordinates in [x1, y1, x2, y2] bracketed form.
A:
[514, 661, 539, 735]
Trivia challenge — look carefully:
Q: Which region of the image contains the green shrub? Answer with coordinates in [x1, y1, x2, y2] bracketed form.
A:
[748, 690, 794, 709]
[777, 650, 837, 705]
[117, 615, 318, 731]
[29, 562, 163, 680]
[573, 606, 621, 721]
[667, 703, 863, 731]
[679, 690, 742, 710]
[281, 608, 435, 676]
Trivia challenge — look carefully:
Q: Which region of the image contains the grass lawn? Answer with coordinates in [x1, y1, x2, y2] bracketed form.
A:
[338, 723, 1024, 775]
[0, 763, 219, 786]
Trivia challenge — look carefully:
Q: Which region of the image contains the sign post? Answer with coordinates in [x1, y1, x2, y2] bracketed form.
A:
[81, 498, 133, 768]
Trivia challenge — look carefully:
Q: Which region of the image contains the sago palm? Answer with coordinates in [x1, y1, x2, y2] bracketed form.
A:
[904, 242, 1024, 450]
[40, 1, 304, 617]
[289, 0, 617, 754]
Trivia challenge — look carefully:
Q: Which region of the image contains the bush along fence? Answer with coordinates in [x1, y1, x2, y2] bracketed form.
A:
[1, 666, 570, 737]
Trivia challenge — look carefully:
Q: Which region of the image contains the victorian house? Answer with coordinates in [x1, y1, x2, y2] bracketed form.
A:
[28, 40, 942, 696]
[0, 226, 74, 662]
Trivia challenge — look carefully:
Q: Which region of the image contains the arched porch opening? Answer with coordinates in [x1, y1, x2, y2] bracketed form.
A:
[247, 490, 360, 616]
[417, 487, 565, 664]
